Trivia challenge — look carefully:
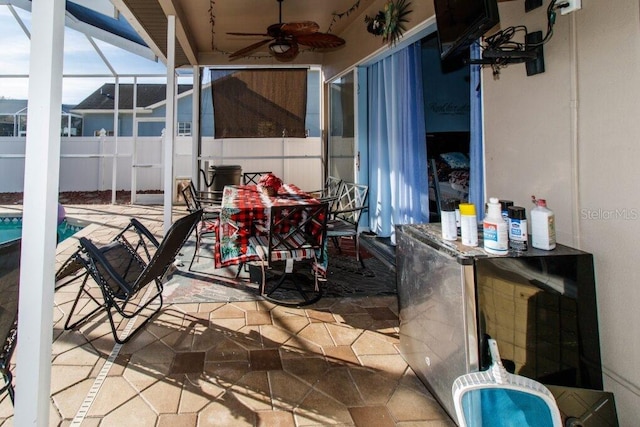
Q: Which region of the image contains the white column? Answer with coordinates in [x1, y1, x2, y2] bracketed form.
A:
[111, 76, 120, 204]
[163, 15, 176, 233]
[15, 0, 65, 425]
[191, 66, 200, 184]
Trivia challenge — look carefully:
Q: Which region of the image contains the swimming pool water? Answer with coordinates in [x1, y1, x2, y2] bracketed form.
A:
[0, 217, 84, 244]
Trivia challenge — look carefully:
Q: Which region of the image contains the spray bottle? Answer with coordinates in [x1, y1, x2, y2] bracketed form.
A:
[459, 203, 478, 247]
[441, 199, 458, 241]
[483, 197, 508, 255]
[508, 206, 528, 252]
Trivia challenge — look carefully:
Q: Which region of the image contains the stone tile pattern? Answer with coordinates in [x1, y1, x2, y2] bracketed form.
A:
[41, 297, 455, 426]
[0, 203, 455, 426]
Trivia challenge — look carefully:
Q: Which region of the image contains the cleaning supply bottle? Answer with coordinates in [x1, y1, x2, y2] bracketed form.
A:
[483, 197, 508, 255]
[453, 200, 461, 236]
[459, 203, 478, 247]
[500, 200, 513, 224]
[508, 206, 528, 252]
[531, 196, 556, 250]
[440, 199, 457, 241]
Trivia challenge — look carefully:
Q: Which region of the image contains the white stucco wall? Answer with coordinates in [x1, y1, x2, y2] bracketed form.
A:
[484, 1, 640, 424]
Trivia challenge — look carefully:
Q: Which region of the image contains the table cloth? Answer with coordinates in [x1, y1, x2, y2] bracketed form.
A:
[214, 184, 326, 273]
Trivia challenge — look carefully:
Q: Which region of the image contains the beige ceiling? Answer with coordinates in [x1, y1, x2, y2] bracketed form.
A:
[112, 0, 378, 68]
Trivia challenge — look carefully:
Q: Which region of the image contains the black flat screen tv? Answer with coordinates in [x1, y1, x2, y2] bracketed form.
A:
[434, 0, 500, 61]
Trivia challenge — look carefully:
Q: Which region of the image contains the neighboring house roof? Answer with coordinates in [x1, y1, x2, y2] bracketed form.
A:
[72, 83, 193, 112]
[0, 99, 77, 115]
[0, 100, 28, 115]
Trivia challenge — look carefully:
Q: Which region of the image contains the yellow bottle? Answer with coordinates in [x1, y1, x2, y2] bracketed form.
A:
[459, 203, 478, 247]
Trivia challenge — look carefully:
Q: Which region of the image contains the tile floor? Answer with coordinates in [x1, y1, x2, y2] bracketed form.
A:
[0, 203, 456, 426]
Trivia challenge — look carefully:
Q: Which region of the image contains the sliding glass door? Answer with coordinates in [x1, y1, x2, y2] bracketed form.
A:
[328, 71, 356, 182]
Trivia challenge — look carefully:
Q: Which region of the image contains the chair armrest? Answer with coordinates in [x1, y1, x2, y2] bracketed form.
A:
[318, 195, 338, 204]
[331, 205, 368, 216]
[195, 190, 223, 203]
[128, 218, 161, 248]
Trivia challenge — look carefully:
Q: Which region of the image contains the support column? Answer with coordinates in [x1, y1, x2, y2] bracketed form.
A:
[192, 66, 201, 185]
[163, 15, 177, 233]
[15, 0, 65, 425]
[111, 77, 120, 204]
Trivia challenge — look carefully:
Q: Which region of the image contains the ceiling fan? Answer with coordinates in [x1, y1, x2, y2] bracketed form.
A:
[227, 0, 346, 61]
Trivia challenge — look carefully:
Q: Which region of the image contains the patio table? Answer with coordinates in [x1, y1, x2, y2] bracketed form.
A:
[214, 184, 327, 274]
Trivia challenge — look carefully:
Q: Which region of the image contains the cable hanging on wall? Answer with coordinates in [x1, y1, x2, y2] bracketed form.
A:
[472, 0, 569, 77]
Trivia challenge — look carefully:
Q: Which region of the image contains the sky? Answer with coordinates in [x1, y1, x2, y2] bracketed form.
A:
[0, 1, 177, 105]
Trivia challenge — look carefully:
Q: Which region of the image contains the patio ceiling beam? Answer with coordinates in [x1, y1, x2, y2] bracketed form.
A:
[110, 0, 168, 64]
[14, 0, 64, 424]
[6, 3, 30, 38]
[4, 0, 158, 62]
[85, 34, 118, 76]
[157, 0, 198, 66]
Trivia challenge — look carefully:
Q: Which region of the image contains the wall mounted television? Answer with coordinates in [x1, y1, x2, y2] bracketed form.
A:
[433, 0, 500, 62]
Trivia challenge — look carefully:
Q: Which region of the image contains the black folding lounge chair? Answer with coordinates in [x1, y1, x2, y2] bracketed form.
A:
[55, 217, 160, 290]
[0, 238, 20, 405]
[64, 210, 201, 344]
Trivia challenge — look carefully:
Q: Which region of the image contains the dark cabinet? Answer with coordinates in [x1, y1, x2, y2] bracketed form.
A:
[396, 223, 605, 422]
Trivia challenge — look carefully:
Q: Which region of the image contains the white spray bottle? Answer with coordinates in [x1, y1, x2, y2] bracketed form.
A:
[483, 197, 508, 255]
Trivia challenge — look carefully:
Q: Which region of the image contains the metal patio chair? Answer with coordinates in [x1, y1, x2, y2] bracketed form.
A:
[0, 238, 20, 405]
[326, 181, 369, 266]
[249, 202, 329, 307]
[181, 181, 220, 270]
[242, 171, 272, 185]
[64, 210, 201, 344]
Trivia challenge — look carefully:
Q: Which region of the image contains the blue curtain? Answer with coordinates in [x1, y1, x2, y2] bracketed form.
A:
[367, 42, 429, 243]
[468, 43, 485, 213]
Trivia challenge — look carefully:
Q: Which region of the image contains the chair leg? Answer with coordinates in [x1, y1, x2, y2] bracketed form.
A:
[64, 273, 106, 331]
[235, 262, 244, 279]
[258, 261, 268, 296]
[1, 369, 14, 406]
[104, 280, 164, 344]
[331, 236, 342, 253]
[260, 259, 323, 307]
[188, 226, 201, 271]
[355, 235, 365, 268]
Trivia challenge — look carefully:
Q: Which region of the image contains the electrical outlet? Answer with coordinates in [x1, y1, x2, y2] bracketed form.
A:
[561, 0, 582, 15]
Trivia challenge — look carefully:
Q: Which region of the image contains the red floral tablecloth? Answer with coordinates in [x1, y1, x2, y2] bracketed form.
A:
[214, 184, 326, 272]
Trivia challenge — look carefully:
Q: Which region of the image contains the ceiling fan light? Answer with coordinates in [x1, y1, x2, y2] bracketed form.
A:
[269, 40, 291, 54]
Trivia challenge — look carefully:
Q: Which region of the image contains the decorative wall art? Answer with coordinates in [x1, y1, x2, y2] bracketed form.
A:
[365, 0, 412, 46]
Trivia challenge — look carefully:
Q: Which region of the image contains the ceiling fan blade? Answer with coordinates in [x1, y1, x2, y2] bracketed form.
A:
[280, 21, 320, 35]
[227, 32, 270, 37]
[229, 39, 272, 59]
[296, 33, 346, 49]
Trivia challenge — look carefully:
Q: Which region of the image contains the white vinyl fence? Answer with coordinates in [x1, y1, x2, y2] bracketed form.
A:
[0, 134, 324, 198]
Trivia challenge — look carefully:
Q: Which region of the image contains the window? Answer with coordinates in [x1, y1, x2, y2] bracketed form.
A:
[177, 121, 191, 136]
[94, 130, 114, 136]
[211, 69, 307, 138]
